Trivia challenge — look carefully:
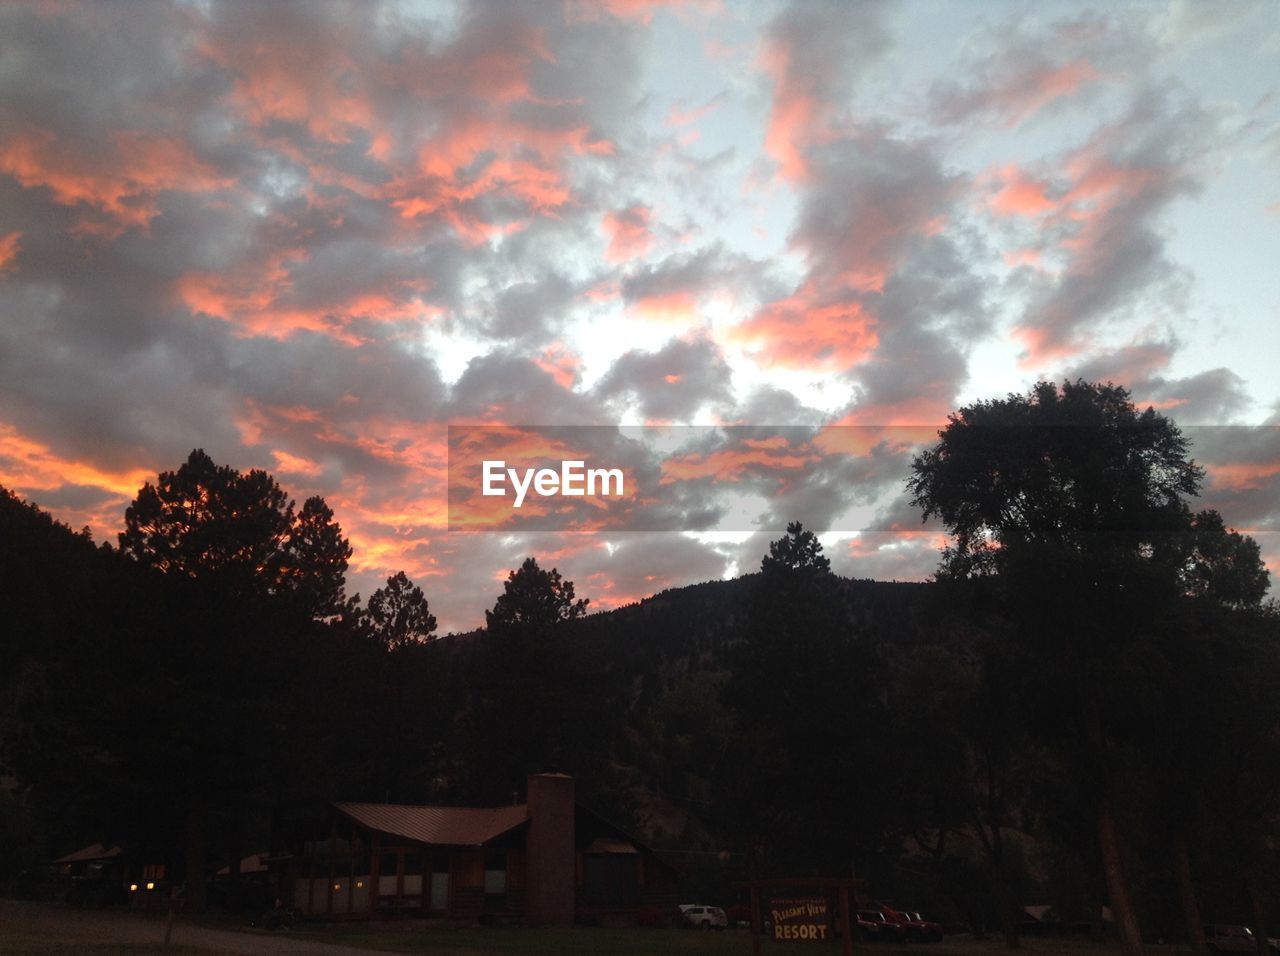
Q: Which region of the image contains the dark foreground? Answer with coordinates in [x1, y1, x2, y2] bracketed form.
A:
[0, 901, 1200, 956]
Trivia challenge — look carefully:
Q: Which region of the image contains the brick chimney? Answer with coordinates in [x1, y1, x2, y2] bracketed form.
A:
[525, 772, 575, 927]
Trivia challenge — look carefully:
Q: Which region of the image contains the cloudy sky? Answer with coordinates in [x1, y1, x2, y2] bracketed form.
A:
[2, 0, 1278, 631]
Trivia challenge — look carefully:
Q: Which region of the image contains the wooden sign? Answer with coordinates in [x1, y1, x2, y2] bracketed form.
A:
[771, 897, 830, 942]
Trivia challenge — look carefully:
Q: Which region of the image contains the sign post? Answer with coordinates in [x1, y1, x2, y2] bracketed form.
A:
[737, 877, 861, 955]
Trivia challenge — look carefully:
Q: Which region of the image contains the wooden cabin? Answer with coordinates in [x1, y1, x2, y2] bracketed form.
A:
[284, 773, 676, 926]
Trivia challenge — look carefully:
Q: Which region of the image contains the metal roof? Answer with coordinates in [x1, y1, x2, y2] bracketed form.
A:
[54, 843, 122, 864]
[216, 852, 269, 876]
[587, 836, 638, 854]
[334, 801, 529, 847]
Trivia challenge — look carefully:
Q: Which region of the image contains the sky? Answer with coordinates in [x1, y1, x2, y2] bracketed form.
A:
[1, 0, 1278, 632]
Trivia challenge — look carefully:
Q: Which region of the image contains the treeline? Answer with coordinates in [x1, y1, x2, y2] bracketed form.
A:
[1, 381, 1278, 956]
[0, 451, 627, 911]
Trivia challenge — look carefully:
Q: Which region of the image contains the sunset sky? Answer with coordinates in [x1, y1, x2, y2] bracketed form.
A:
[2, 0, 1278, 631]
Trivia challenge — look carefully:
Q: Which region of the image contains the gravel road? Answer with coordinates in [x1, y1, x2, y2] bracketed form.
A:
[0, 899, 390, 955]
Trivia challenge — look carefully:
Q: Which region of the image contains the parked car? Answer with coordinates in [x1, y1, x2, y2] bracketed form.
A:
[1204, 924, 1280, 954]
[901, 910, 944, 942]
[679, 904, 728, 930]
[856, 909, 907, 943]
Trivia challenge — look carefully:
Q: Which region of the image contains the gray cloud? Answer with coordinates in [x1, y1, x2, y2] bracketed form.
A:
[593, 335, 734, 422]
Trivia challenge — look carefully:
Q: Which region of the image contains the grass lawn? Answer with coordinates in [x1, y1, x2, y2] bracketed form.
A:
[0, 898, 1195, 956]
[0, 937, 229, 956]
[282, 923, 1183, 956]
[286, 923, 756, 955]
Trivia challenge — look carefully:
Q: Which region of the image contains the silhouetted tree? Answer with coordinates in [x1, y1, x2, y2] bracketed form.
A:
[367, 571, 437, 650]
[119, 449, 349, 621]
[1181, 509, 1269, 608]
[117, 450, 352, 907]
[724, 523, 885, 875]
[761, 520, 830, 577]
[485, 556, 588, 635]
[465, 558, 595, 801]
[281, 496, 354, 619]
[909, 381, 1205, 956]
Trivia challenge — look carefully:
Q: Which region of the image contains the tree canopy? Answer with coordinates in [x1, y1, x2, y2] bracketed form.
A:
[118, 449, 351, 618]
[485, 556, 588, 635]
[367, 571, 438, 649]
[908, 380, 1203, 579]
[907, 380, 1271, 956]
[761, 520, 830, 577]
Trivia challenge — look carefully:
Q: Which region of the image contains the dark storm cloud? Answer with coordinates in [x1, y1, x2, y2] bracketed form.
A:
[840, 230, 991, 423]
[619, 245, 760, 309]
[485, 272, 578, 344]
[755, 437, 917, 534]
[1154, 370, 1252, 425]
[729, 387, 828, 428]
[1065, 342, 1252, 426]
[794, 131, 964, 283]
[593, 336, 734, 422]
[444, 352, 604, 425]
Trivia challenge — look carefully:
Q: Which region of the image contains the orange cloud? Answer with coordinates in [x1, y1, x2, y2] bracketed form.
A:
[0, 423, 152, 500]
[570, 0, 719, 26]
[1009, 143, 1172, 365]
[387, 120, 612, 243]
[1003, 248, 1043, 268]
[985, 164, 1057, 218]
[1017, 60, 1099, 122]
[666, 97, 722, 128]
[1206, 461, 1280, 492]
[660, 441, 819, 485]
[270, 449, 323, 478]
[602, 205, 653, 263]
[533, 344, 582, 390]
[0, 129, 231, 235]
[626, 291, 702, 326]
[0, 231, 21, 271]
[178, 251, 442, 341]
[847, 529, 950, 560]
[200, 36, 377, 146]
[812, 424, 937, 456]
[761, 42, 818, 183]
[0, 422, 154, 540]
[730, 282, 878, 371]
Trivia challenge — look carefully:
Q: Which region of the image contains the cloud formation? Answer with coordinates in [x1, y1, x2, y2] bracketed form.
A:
[0, 1, 1275, 627]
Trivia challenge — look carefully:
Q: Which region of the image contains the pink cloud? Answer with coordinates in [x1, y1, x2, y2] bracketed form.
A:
[602, 205, 654, 263]
[0, 129, 231, 236]
[0, 231, 20, 272]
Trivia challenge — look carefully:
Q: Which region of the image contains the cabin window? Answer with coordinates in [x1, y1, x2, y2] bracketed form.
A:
[483, 849, 506, 895]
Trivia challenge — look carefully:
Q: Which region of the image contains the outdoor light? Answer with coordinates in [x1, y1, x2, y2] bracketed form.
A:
[356, 880, 364, 888]
[130, 883, 138, 892]
[146, 881, 155, 890]
[333, 883, 341, 891]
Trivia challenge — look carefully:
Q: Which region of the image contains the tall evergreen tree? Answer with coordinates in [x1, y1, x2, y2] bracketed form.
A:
[466, 558, 595, 802]
[117, 449, 352, 907]
[367, 571, 437, 650]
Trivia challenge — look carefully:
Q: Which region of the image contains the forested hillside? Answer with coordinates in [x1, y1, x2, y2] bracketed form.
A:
[3, 403, 1279, 947]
